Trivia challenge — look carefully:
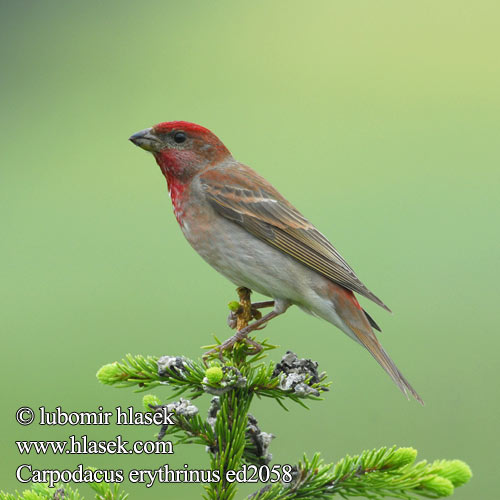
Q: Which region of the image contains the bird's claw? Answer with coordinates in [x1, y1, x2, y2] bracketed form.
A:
[254, 322, 268, 331]
[227, 311, 238, 329]
[203, 329, 263, 362]
[206, 295, 275, 363]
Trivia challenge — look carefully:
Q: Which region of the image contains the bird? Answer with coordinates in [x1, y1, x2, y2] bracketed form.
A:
[129, 121, 423, 404]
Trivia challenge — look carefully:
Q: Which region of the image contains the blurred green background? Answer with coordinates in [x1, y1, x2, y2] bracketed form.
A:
[1, 1, 498, 498]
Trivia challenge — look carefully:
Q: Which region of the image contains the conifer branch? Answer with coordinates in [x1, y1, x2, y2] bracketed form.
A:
[3, 290, 472, 499]
[0, 478, 129, 500]
[249, 448, 472, 499]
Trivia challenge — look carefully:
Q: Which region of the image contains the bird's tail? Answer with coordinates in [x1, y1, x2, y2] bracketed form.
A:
[351, 326, 424, 405]
[320, 283, 424, 404]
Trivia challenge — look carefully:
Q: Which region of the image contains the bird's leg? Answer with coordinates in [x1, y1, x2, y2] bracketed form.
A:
[227, 300, 275, 329]
[251, 301, 275, 310]
[205, 292, 289, 360]
[237, 308, 283, 335]
[206, 309, 283, 360]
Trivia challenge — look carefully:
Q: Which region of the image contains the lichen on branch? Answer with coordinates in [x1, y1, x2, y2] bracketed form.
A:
[2, 290, 472, 500]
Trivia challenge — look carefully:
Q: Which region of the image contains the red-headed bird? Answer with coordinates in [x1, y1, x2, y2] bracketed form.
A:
[130, 121, 423, 404]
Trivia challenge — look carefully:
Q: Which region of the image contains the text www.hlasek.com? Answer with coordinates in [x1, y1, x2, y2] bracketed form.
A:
[16, 435, 172, 455]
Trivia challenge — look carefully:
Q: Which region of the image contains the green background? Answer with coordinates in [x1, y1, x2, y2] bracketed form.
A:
[1, 1, 498, 498]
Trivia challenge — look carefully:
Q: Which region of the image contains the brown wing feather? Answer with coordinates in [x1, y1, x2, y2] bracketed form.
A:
[200, 165, 391, 312]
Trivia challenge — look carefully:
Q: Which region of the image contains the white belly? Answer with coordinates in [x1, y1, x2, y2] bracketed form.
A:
[182, 214, 312, 303]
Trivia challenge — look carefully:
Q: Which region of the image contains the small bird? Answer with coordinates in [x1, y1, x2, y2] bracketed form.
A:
[129, 121, 423, 404]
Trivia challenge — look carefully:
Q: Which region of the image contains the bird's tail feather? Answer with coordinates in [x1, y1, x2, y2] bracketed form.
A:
[350, 324, 424, 405]
[314, 282, 423, 404]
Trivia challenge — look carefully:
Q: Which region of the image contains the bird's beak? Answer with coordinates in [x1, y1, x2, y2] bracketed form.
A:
[129, 128, 161, 152]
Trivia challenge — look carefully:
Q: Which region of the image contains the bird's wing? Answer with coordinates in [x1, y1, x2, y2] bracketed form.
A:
[200, 165, 391, 312]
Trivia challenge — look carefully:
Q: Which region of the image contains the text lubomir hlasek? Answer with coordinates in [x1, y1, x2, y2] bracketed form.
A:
[38, 406, 175, 426]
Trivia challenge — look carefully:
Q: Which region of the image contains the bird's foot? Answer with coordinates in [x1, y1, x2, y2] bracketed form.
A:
[205, 307, 281, 362]
[203, 329, 263, 362]
[227, 300, 275, 330]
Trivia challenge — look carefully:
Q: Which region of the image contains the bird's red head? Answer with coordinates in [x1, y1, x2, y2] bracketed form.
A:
[129, 121, 231, 181]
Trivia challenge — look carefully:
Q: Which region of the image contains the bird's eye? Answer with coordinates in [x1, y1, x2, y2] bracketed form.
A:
[173, 131, 187, 144]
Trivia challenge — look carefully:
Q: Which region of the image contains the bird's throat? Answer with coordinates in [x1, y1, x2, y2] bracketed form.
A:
[154, 155, 189, 226]
[166, 175, 188, 225]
